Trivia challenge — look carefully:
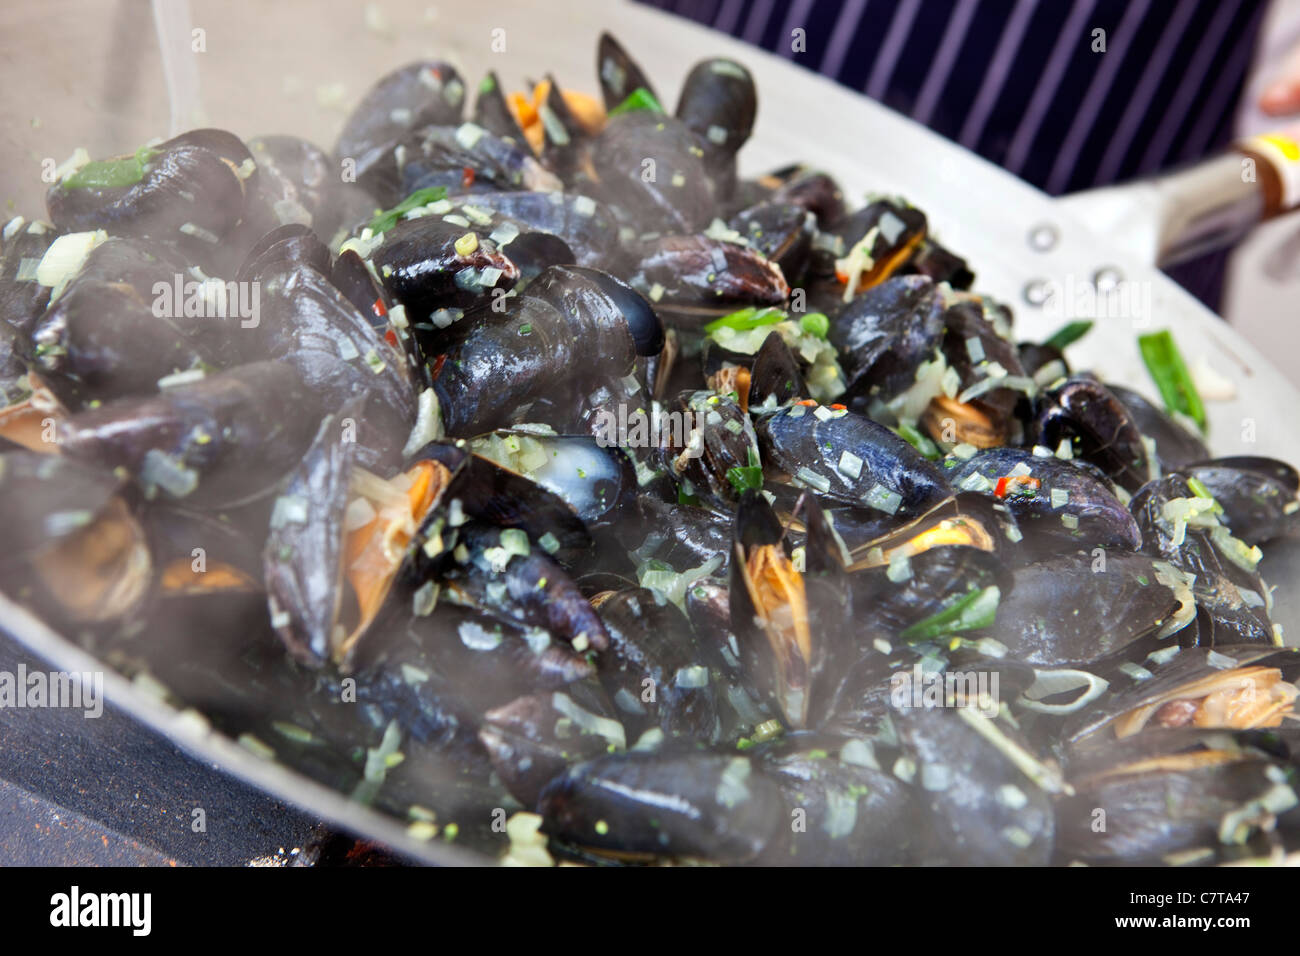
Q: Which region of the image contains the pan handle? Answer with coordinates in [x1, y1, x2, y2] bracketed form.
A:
[1055, 131, 1300, 269]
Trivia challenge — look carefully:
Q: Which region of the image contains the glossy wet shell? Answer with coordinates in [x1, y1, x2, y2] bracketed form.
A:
[757, 404, 951, 518]
[538, 750, 784, 862]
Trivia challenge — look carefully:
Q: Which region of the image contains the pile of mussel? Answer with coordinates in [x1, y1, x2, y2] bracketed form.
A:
[4, 34, 1300, 866]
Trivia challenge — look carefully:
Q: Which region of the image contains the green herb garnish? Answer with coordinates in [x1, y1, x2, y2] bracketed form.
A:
[608, 87, 664, 117]
[725, 446, 764, 494]
[1043, 320, 1093, 351]
[726, 465, 764, 494]
[1138, 328, 1206, 432]
[367, 186, 450, 235]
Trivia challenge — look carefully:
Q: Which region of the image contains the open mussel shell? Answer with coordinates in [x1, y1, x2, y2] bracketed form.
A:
[750, 165, 846, 230]
[262, 406, 362, 668]
[410, 441, 593, 569]
[0, 373, 69, 454]
[263, 401, 456, 670]
[0, 450, 151, 627]
[471, 71, 527, 142]
[745, 329, 807, 410]
[146, 504, 263, 588]
[596, 32, 659, 111]
[845, 493, 1010, 643]
[658, 388, 760, 506]
[533, 74, 594, 179]
[132, 503, 268, 650]
[329, 248, 392, 331]
[926, 295, 1029, 448]
[728, 490, 852, 730]
[470, 429, 637, 531]
[832, 199, 927, 293]
[1063, 645, 1300, 746]
[730, 490, 809, 728]
[1017, 340, 1067, 383]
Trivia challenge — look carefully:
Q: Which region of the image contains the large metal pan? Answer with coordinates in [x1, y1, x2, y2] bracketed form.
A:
[2, 0, 1298, 865]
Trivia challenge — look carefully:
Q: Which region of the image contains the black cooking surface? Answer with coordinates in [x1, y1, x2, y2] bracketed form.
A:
[0, 633, 329, 866]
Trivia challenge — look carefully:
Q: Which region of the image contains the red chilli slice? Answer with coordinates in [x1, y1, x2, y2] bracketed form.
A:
[994, 475, 1040, 498]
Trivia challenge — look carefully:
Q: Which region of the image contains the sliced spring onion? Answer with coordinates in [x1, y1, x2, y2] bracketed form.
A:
[900, 585, 1000, 643]
[726, 464, 764, 494]
[1043, 319, 1093, 351]
[894, 422, 940, 459]
[61, 145, 157, 190]
[1138, 329, 1207, 432]
[368, 186, 450, 235]
[703, 305, 785, 334]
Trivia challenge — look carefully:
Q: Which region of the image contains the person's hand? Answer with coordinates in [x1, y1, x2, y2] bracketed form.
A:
[1260, 41, 1300, 115]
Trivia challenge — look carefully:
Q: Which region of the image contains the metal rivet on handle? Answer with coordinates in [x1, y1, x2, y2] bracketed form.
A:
[1093, 266, 1123, 293]
[1023, 278, 1053, 306]
[1028, 223, 1058, 252]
